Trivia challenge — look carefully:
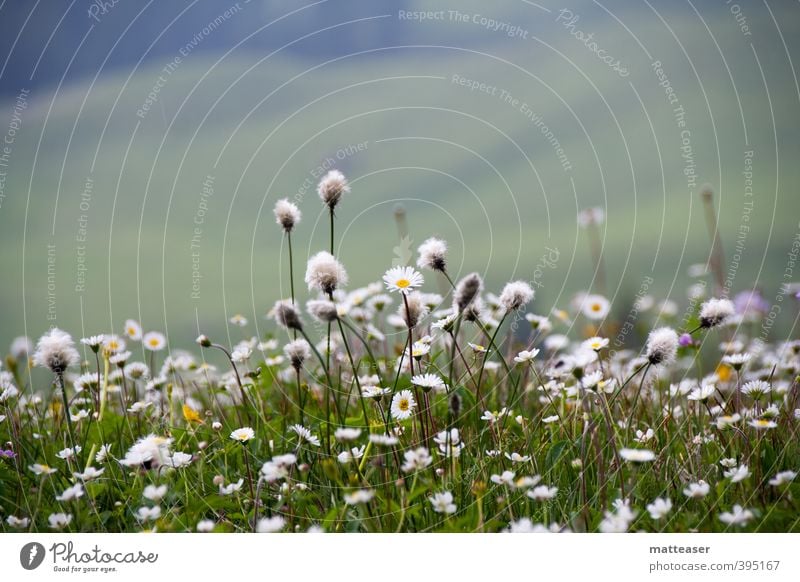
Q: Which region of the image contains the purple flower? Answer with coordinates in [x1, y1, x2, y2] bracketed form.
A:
[733, 290, 769, 320]
[0, 449, 16, 460]
[679, 333, 693, 347]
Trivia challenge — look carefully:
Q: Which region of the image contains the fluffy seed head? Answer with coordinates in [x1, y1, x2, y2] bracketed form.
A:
[305, 251, 348, 295]
[398, 292, 429, 328]
[416, 237, 448, 272]
[645, 327, 679, 366]
[453, 272, 483, 313]
[273, 198, 301, 232]
[306, 299, 338, 323]
[317, 170, 349, 209]
[33, 328, 80, 375]
[283, 339, 311, 369]
[499, 281, 535, 313]
[699, 297, 735, 328]
[272, 300, 303, 331]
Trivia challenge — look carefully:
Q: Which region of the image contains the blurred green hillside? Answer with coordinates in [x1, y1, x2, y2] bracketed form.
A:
[1, 1, 798, 350]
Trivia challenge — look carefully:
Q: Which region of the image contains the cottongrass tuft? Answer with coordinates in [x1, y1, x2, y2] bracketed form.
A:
[271, 300, 303, 331]
[33, 328, 80, 374]
[305, 251, 348, 295]
[317, 169, 349, 210]
[453, 272, 483, 313]
[273, 198, 301, 232]
[645, 327, 679, 366]
[416, 237, 448, 272]
[699, 297, 735, 328]
[499, 280, 535, 313]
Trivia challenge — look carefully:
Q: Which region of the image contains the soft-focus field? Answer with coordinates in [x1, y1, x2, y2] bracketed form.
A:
[1, 172, 798, 533]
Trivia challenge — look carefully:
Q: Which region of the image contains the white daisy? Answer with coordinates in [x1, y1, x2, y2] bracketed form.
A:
[230, 427, 255, 443]
[429, 491, 457, 514]
[391, 389, 416, 420]
[142, 331, 166, 352]
[383, 265, 424, 295]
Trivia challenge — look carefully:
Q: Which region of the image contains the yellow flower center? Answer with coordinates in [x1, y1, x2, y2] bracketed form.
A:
[591, 303, 602, 312]
[398, 399, 409, 411]
[396, 278, 411, 289]
[149, 339, 159, 347]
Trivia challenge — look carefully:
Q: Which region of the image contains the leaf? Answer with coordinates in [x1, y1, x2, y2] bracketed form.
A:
[545, 440, 569, 470]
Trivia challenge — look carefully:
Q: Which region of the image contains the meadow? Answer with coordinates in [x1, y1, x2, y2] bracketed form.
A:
[1, 169, 798, 533]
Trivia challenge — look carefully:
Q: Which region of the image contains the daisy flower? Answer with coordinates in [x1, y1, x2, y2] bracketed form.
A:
[143, 484, 168, 501]
[748, 419, 777, 430]
[121, 320, 141, 341]
[80, 334, 105, 352]
[361, 385, 391, 399]
[56, 484, 84, 502]
[196, 520, 215, 532]
[256, 516, 286, 533]
[134, 506, 161, 523]
[769, 471, 797, 486]
[383, 265, 424, 295]
[741, 380, 770, 400]
[514, 349, 539, 364]
[289, 424, 321, 447]
[401, 447, 432, 473]
[722, 352, 751, 369]
[505, 452, 531, 463]
[344, 489, 375, 505]
[48, 513, 73, 529]
[718, 505, 753, 527]
[391, 389, 417, 420]
[580, 294, 610, 320]
[491, 471, 516, 486]
[73, 467, 104, 481]
[429, 491, 457, 514]
[411, 373, 445, 393]
[219, 479, 244, 495]
[619, 448, 656, 463]
[683, 481, 711, 498]
[582, 336, 609, 351]
[334, 427, 362, 441]
[724, 464, 750, 483]
[142, 331, 166, 352]
[527, 485, 558, 500]
[6, 516, 30, 528]
[646, 497, 672, 520]
[29, 463, 57, 476]
[230, 427, 255, 443]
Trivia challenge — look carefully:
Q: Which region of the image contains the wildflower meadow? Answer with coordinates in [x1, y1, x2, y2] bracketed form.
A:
[1, 168, 798, 535]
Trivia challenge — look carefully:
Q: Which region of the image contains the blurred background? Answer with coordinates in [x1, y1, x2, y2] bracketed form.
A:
[0, 0, 798, 350]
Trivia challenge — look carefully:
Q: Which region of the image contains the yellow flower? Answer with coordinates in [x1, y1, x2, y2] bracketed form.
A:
[182, 404, 203, 425]
[716, 363, 732, 382]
